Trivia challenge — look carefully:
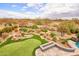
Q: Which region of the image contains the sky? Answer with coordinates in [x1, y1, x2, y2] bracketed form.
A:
[0, 3, 79, 19]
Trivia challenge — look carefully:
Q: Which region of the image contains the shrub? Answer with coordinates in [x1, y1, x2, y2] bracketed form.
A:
[0, 30, 2, 35]
[0, 25, 18, 36]
[32, 35, 47, 44]
[31, 25, 38, 29]
[75, 28, 79, 33]
[36, 21, 42, 25]
[52, 36, 57, 42]
[61, 38, 72, 44]
[50, 32, 56, 37]
[1, 27, 12, 33]
[0, 36, 13, 47]
[76, 33, 79, 38]
[41, 29, 48, 32]
[20, 28, 27, 32]
[58, 21, 79, 35]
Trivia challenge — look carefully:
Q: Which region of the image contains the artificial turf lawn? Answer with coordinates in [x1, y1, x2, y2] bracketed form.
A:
[0, 38, 41, 56]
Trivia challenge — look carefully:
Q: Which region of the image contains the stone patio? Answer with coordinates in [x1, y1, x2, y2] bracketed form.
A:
[35, 46, 79, 56]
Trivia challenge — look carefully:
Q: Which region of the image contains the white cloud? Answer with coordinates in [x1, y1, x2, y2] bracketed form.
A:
[0, 9, 27, 18]
[39, 3, 78, 18]
[11, 4, 17, 7]
[22, 11, 39, 18]
[0, 3, 79, 19]
[20, 3, 44, 18]
[21, 6, 27, 11]
[26, 3, 43, 9]
[22, 6, 27, 9]
[0, 9, 39, 19]
[26, 3, 37, 7]
[21, 8, 26, 11]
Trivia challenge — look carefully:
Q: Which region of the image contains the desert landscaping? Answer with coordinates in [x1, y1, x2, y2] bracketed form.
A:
[0, 18, 79, 56]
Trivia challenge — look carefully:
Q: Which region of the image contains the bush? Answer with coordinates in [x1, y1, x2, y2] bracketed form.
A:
[50, 32, 56, 37]
[20, 28, 27, 32]
[41, 29, 48, 32]
[52, 36, 57, 42]
[0, 25, 18, 33]
[76, 33, 79, 38]
[32, 35, 47, 44]
[31, 25, 38, 29]
[3, 27, 12, 33]
[75, 28, 79, 33]
[0, 30, 2, 35]
[36, 21, 42, 25]
[0, 36, 13, 47]
[61, 38, 72, 44]
[58, 21, 79, 34]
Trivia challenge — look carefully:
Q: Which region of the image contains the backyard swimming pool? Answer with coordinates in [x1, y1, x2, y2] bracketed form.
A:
[76, 42, 79, 48]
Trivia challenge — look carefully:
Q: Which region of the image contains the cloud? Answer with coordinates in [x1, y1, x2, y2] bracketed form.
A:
[21, 8, 26, 11]
[20, 3, 46, 18]
[0, 3, 79, 19]
[0, 9, 27, 18]
[38, 3, 79, 18]
[11, 4, 17, 7]
[22, 6, 27, 9]
[22, 11, 40, 18]
[26, 3, 46, 10]
[21, 6, 28, 11]
[0, 9, 39, 19]
[26, 4, 37, 7]
[26, 3, 42, 7]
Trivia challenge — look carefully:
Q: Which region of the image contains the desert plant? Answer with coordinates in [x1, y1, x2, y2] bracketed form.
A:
[41, 29, 48, 33]
[32, 35, 47, 44]
[52, 36, 57, 42]
[50, 32, 56, 37]
[61, 38, 72, 44]
[58, 21, 79, 36]
[36, 21, 42, 25]
[2, 27, 12, 33]
[20, 28, 27, 32]
[0, 30, 2, 35]
[76, 33, 79, 38]
[31, 25, 38, 29]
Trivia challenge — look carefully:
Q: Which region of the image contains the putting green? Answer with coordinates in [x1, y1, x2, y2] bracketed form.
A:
[0, 38, 41, 56]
